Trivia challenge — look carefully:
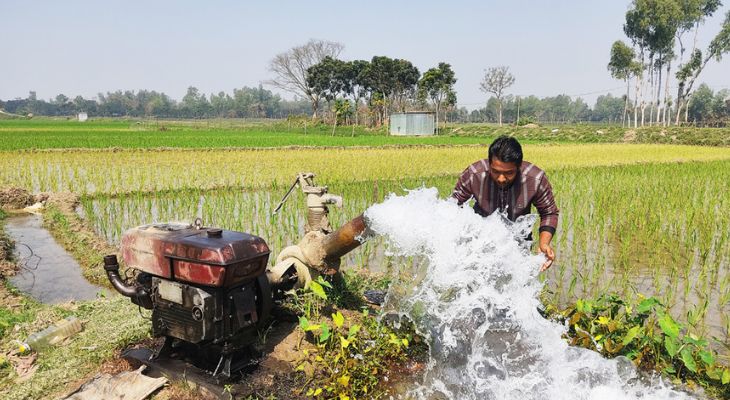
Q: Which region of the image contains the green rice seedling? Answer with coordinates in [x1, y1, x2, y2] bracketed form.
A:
[76, 159, 730, 350]
[4, 144, 730, 195]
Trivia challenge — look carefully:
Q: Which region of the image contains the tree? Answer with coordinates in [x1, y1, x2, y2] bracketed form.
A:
[348, 60, 370, 126]
[306, 57, 349, 109]
[633, 0, 680, 125]
[688, 83, 715, 122]
[210, 91, 234, 117]
[145, 92, 173, 117]
[391, 59, 420, 112]
[418, 62, 456, 134]
[357, 56, 419, 126]
[267, 39, 344, 119]
[593, 94, 625, 123]
[608, 40, 641, 127]
[712, 88, 730, 120]
[676, 9, 730, 124]
[479, 66, 515, 126]
[307, 56, 353, 133]
[181, 86, 211, 118]
[619, 0, 724, 126]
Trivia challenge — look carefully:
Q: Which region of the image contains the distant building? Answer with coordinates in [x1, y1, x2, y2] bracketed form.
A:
[389, 112, 435, 136]
[78, 112, 88, 122]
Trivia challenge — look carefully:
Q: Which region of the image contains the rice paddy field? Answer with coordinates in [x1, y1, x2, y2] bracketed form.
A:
[1, 119, 730, 396]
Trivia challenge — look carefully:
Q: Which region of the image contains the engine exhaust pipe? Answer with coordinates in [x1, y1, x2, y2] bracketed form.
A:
[103, 255, 153, 309]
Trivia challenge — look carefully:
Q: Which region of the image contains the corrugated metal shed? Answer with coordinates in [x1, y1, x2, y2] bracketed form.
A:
[389, 112, 435, 136]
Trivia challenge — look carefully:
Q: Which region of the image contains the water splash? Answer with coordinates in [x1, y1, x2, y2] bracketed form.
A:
[364, 188, 694, 400]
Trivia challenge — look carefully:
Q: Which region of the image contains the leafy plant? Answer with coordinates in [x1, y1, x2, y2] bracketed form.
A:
[555, 293, 729, 396]
[293, 277, 415, 399]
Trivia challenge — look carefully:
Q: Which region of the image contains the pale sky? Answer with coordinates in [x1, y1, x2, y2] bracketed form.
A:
[1, 0, 728, 108]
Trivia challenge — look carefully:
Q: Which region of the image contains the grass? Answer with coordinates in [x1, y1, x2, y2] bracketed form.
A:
[1, 119, 729, 150]
[0, 295, 150, 400]
[0, 119, 494, 150]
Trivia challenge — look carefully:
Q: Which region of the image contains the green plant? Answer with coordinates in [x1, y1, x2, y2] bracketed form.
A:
[293, 276, 415, 399]
[555, 293, 729, 396]
[516, 116, 537, 126]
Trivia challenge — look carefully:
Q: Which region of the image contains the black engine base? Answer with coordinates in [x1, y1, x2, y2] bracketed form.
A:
[123, 336, 261, 389]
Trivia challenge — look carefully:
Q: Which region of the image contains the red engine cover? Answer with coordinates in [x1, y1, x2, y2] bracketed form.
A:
[121, 223, 270, 287]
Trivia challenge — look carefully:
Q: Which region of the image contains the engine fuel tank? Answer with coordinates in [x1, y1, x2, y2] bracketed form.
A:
[121, 223, 270, 287]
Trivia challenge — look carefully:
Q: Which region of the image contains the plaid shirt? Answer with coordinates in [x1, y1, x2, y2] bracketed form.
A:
[452, 159, 559, 234]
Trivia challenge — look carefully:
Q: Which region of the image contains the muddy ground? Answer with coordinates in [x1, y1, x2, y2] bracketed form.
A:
[0, 188, 34, 211]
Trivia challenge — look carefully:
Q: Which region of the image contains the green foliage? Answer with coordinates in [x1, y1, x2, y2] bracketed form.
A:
[306, 57, 351, 104]
[608, 40, 637, 81]
[708, 10, 730, 60]
[292, 276, 419, 399]
[0, 296, 38, 337]
[516, 116, 537, 126]
[331, 99, 353, 126]
[328, 269, 391, 310]
[556, 294, 729, 396]
[418, 62, 457, 112]
[285, 276, 333, 322]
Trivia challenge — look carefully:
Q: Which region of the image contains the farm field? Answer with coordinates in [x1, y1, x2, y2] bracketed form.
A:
[2, 119, 730, 150]
[0, 119, 492, 150]
[4, 143, 730, 195]
[76, 161, 730, 344]
[1, 119, 730, 398]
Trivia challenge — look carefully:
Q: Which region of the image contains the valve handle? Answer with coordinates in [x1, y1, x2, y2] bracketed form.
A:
[272, 176, 301, 215]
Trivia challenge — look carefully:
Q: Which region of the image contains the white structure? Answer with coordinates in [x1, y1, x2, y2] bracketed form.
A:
[77, 112, 88, 122]
[389, 112, 435, 136]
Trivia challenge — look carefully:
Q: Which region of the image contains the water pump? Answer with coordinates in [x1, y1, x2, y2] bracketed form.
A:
[103, 173, 369, 379]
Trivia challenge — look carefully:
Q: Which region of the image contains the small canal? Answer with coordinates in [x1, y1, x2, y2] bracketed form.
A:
[6, 213, 107, 303]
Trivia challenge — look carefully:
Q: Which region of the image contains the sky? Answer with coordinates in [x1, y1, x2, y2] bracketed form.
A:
[1, 0, 728, 109]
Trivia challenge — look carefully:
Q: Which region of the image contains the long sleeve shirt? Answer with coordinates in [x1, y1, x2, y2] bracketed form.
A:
[452, 159, 559, 234]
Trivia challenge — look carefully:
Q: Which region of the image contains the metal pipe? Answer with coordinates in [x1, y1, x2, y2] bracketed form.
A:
[103, 255, 153, 309]
[321, 214, 370, 261]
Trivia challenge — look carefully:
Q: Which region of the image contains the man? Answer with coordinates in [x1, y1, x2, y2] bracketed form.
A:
[452, 136, 558, 271]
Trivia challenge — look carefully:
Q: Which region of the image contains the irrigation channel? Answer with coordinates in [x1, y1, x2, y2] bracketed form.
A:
[366, 188, 694, 399]
[5, 213, 106, 303]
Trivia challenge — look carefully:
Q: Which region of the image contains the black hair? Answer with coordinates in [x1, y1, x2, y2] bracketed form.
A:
[488, 136, 523, 167]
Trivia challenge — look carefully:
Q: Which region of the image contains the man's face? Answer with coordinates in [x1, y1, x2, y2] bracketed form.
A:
[489, 157, 519, 188]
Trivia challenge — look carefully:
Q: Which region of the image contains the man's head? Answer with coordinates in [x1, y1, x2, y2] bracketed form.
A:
[488, 136, 523, 188]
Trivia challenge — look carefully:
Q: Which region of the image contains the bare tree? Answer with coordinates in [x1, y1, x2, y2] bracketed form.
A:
[479, 66, 515, 126]
[267, 39, 344, 118]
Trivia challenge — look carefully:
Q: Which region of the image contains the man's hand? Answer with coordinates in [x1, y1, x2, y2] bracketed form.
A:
[538, 231, 555, 272]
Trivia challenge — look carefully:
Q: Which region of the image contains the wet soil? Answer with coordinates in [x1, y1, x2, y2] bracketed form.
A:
[0, 187, 34, 210]
[5, 213, 107, 303]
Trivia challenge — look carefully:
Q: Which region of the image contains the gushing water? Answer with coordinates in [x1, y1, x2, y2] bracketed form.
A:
[364, 188, 694, 400]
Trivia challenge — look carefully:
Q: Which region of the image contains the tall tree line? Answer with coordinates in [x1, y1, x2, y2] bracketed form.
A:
[608, 0, 730, 127]
[448, 89, 727, 125]
[3, 86, 725, 126]
[0, 86, 311, 119]
[452, 94, 611, 124]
